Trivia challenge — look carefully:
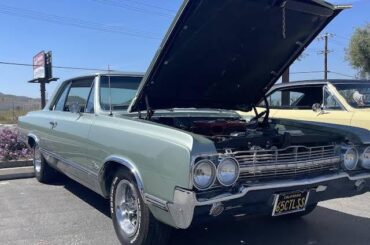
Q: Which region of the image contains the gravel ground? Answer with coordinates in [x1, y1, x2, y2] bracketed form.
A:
[1, 177, 370, 245]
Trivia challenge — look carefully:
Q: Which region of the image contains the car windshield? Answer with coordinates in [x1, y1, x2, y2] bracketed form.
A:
[100, 75, 142, 111]
[333, 83, 370, 108]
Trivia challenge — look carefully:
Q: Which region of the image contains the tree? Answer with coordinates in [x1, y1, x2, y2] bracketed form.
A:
[346, 24, 370, 79]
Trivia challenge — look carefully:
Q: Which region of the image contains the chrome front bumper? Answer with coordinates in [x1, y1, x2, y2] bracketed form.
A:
[166, 172, 370, 229]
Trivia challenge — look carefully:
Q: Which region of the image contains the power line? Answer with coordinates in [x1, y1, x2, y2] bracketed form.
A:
[91, 0, 174, 18]
[2, 61, 357, 79]
[330, 39, 347, 47]
[121, 0, 176, 12]
[0, 3, 161, 39]
[334, 34, 351, 42]
[290, 70, 356, 79]
[290, 71, 325, 74]
[304, 48, 323, 52]
[0, 61, 119, 72]
[329, 71, 357, 78]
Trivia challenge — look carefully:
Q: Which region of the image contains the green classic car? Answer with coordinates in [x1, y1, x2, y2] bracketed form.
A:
[18, 1, 370, 244]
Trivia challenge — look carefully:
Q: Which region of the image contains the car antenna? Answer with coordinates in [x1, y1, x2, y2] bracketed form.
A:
[108, 65, 113, 116]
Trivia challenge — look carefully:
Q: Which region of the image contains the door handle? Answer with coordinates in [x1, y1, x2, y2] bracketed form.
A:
[49, 121, 57, 128]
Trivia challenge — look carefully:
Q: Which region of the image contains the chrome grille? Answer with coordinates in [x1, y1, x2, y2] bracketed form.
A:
[234, 145, 340, 180]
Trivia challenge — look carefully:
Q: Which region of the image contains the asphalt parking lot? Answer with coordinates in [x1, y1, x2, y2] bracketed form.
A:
[1, 177, 370, 245]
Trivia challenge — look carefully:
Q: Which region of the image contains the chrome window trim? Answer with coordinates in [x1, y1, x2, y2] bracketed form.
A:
[323, 85, 347, 111]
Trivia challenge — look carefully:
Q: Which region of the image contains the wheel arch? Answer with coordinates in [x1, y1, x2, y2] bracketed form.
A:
[98, 155, 144, 198]
[27, 133, 39, 148]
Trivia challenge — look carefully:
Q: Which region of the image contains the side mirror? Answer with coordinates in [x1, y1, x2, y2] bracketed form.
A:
[312, 103, 322, 112]
[69, 101, 82, 114]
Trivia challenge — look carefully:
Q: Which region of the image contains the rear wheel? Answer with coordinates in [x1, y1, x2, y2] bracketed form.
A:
[33, 144, 57, 183]
[110, 169, 171, 245]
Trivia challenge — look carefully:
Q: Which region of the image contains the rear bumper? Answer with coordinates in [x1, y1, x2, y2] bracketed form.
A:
[167, 172, 370, 229]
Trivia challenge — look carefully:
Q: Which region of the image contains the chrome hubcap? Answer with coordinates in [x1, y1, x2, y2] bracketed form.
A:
[115, 180, 141, 237]
[34, 147, 42, 173]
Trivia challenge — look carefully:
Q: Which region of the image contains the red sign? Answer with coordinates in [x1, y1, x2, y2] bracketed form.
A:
[33, 51, 46, 79]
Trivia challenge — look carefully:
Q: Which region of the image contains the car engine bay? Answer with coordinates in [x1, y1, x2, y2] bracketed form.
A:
[151, 114, 343, 152]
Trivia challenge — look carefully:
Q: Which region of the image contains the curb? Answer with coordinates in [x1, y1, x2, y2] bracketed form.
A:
[0, 160, 33, 169]
[0, 166, 34, 181]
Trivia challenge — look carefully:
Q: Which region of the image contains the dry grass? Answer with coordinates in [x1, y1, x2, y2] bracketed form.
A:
[0, 110, 29, 124]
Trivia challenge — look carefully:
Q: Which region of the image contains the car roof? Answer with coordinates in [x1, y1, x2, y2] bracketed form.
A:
[271, 79, 370, 91]
[63, 72, 145, 83]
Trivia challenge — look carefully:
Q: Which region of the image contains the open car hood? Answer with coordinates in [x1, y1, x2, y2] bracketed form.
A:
[129, 0, 346, 113]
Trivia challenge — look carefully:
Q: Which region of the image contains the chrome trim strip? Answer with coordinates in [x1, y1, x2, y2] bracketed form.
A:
[40, 148, 98, 177]
[168, 172, 370, 229]
[239, 156, 340, 177]
[195, 172, 370, 206]
[99, 155, 145, 197]
[144, 193, 169, 211]
[39, 148, 103, 196]
[190, 144, 339, 189]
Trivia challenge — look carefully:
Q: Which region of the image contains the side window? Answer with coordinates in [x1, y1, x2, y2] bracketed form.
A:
[323, 87, 341, 110]
[85, 83, 95, 113]
[269, 91, 282, 107]
[262, 86, 322, 109]
[53, 83, 71, 111]
[263, 90, 297, 108]
[289, 92, 304, 106]
[64, 79, 94, 112]
[100, 76, 141, 111]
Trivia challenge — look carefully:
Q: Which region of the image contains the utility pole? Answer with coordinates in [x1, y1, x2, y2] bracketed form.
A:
[318, 33, 334, 80]
[12, 98, 15, 123]
[324, 34, 328, 80]
[282, 67, 290, 106]
[282, 67, 289, 84]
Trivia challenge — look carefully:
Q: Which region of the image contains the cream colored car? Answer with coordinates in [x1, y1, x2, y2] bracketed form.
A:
[240, 80, 370, 130]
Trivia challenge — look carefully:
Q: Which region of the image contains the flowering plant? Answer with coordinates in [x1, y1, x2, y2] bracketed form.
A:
[0, 128, 32, 161]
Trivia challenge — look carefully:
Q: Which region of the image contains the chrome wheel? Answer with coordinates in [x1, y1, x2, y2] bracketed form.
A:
[34, 146, 42, 173]
[115, 180, 141, 237]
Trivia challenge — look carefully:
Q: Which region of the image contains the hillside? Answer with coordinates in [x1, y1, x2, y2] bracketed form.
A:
[0, 92, 40, 111]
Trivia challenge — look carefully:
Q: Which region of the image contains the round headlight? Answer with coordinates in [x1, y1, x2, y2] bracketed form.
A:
[193, 160, 216, 190]
[217, 158, 240, 186]
[361, 147, 370, 169]
[343, 147, 359, 170]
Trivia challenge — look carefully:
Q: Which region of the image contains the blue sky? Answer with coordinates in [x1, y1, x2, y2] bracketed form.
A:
[0, 0, 369, 98]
